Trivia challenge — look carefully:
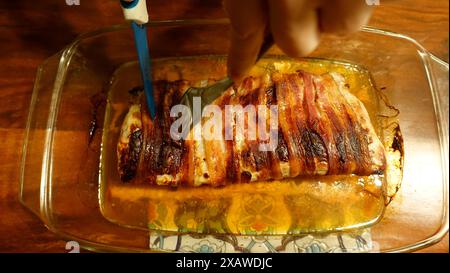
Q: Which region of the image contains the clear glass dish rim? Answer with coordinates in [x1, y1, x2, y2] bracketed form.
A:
[19, 18, 449, 253]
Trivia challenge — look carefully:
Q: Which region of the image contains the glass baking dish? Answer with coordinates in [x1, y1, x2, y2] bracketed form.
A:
[19, 19, 448, 252]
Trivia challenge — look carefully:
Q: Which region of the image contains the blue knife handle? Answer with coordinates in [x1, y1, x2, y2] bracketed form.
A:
[132, 21, 156, 119]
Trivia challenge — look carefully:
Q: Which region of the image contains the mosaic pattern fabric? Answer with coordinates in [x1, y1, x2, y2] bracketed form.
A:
[149, 229, 374, 253]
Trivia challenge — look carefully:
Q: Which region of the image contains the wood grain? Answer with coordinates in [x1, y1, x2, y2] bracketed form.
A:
[0, 0, 448, 253]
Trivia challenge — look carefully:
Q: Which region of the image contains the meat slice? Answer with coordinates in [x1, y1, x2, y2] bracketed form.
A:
[117, 71, 386, 186]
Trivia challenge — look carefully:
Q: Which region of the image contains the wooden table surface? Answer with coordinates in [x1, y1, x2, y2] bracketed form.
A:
[0, 0, 448, 253]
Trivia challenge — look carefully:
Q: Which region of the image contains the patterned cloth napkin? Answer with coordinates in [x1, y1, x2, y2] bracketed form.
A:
[148, 229, 374, 253]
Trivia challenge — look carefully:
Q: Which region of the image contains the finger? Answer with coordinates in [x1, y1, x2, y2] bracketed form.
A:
[268, 0, 321, 58]
[224, 0, 267, 81]
[319, 0, 373, 34]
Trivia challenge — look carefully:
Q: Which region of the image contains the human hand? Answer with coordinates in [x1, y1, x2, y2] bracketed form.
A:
[224, 0, 374, 81]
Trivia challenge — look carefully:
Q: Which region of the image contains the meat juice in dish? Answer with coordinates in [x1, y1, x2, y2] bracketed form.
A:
[99, 57, 403, 234]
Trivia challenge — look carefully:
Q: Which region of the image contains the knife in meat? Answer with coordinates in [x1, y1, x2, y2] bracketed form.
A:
[120, 0, 156, 119]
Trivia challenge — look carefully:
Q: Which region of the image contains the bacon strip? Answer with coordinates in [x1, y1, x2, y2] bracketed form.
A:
[117, 71, 386, 186]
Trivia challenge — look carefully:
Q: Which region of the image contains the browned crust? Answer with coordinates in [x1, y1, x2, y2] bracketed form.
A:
[118, 71, 386, 186]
